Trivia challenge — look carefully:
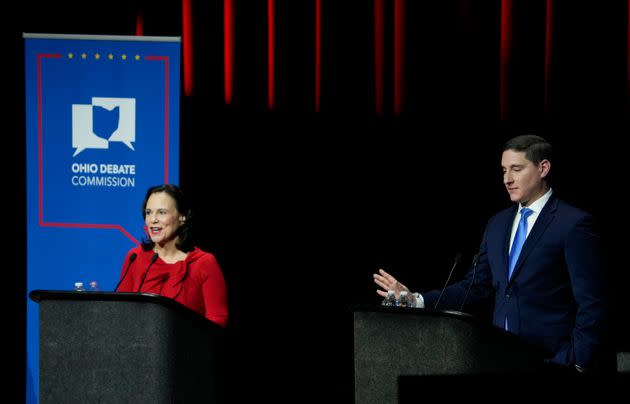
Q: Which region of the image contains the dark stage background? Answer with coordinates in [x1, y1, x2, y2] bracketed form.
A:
[7, 1, 630, 402]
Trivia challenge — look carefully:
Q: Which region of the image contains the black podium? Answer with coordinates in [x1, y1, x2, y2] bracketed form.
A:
[30, 290, 225, 404]
[353, 306, 547, 404]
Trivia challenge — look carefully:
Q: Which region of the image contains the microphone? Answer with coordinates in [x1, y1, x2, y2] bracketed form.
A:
[459, 253, 480, 311]
[433, 253, 462, 310]
[114, 252, 137, 292]
[137, 252, 159, 292]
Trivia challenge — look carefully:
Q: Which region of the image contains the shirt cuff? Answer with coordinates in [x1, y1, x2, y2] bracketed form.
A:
[412, 292, 425, 308]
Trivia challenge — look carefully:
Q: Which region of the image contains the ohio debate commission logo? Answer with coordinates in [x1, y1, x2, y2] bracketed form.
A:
[70, 97, 137, 188]
[72, 97, 136, 157]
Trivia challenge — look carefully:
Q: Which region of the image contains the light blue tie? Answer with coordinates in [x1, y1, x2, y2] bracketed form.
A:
[505, 207, 533, 331]
[508, 207, 533, 280]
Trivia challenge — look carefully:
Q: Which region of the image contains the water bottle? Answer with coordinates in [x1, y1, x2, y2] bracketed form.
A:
[74, 281, 86, 291]
[399, 291, 410, 308]
[88, 280, 100, 291]
[381, 290, 396, 307]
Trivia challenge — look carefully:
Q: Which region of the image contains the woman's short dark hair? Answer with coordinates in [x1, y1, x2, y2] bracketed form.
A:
[141, 184, 194, 252]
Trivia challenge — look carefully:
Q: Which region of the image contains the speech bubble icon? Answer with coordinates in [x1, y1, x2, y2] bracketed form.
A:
[93, 97, 136, 151]
[72, 104, 108, 157]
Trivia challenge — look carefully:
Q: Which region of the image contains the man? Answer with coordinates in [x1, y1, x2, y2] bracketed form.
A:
[374, 134, 609, 372]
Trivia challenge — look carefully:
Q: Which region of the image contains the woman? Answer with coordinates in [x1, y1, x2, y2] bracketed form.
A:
[116, 184, 228, 327]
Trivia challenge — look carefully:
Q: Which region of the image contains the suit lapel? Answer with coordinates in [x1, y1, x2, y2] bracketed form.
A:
[501, 206, 518, 281]
[508, 196, 558, 282]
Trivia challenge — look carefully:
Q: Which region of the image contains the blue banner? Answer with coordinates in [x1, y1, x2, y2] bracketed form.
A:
[24, 34, 180, 403]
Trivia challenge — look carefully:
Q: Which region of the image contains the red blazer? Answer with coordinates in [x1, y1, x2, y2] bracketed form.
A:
[117, 246, 228, 327]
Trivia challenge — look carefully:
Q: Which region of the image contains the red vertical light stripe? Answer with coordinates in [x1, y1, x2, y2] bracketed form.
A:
[459, 0, 471, 32]
[544, 0, 553, 113]
[459, 0, 470, 18]
[394, 0, 405, 115]
[135, 11, 144, 36]
[182, 0, 194, 96]
[499, 0, 512, 120]
[224, 0, 234, 105]
[315, 0, 322, 112]
[268, 0, 275, 110]
[374, 0, 384, 115]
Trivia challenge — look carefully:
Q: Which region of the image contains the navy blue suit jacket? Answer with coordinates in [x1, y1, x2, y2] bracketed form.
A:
[423, 195, 608, 369]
